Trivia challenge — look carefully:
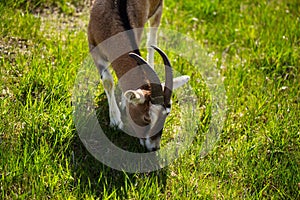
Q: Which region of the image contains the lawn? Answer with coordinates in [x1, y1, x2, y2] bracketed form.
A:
[0, 0, 299, 199]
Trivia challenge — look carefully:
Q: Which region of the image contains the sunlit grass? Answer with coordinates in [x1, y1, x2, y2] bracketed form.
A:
[1, 0, 299, 199]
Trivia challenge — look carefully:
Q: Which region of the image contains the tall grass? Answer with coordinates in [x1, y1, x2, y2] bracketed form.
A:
[0, 0, 299, 199]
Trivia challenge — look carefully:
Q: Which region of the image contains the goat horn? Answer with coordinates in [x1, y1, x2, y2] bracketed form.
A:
[151, 46, 173, 107]
[129, 52, 164, 105]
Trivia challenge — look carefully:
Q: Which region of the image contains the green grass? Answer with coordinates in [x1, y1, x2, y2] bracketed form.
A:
[1, 0, 299, 199]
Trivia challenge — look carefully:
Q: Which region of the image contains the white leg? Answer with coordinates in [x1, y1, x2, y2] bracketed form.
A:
[147, 27, 158, 68]
[90, 47, 123, 129]
[120, 92, 126, 111]
[147, 4, 162, 68]
[101, 70, 123, 129]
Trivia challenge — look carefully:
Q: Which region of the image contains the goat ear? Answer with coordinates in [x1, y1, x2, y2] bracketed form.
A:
[162, 75, 190, 90]
[124, 89, 146, 104]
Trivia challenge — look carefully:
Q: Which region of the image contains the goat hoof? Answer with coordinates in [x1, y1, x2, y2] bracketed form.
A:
[109, 120, 123, 130]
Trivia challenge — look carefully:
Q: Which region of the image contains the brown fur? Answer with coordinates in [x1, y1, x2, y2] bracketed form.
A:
[87, 0, 174, 151]
[88, 0, 163, 79]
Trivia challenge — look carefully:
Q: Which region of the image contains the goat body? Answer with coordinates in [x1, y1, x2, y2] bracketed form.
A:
[88, 0, 189, 151]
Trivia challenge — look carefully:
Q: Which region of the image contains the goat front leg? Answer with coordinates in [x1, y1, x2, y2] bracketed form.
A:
[90, 47, 123, 129]
[102, 69, 123, 129]
[147, 4, 162, 68]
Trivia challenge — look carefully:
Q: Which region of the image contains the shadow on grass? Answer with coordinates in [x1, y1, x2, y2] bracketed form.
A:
[71, 92, 168, 198]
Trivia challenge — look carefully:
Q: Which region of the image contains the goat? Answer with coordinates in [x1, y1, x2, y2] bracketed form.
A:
[88, 0, 189, 151]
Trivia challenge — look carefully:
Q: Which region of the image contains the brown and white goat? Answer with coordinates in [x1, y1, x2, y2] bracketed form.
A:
[88, 0, 189, 151]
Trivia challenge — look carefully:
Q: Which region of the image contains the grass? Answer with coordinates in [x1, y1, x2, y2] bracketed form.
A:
[0, 0, 299, 199]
